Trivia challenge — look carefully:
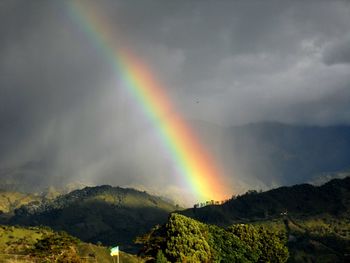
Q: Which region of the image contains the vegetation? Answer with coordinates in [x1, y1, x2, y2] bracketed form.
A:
[137, 213, 289, 262]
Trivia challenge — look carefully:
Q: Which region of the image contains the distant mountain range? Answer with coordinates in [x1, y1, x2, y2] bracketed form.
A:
[191, 121, 350, 190]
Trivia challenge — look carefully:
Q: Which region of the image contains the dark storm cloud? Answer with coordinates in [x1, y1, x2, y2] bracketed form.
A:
[323, 36, 350, 65]
[1, 0, 350, 202]
[98, 0, 350, 125]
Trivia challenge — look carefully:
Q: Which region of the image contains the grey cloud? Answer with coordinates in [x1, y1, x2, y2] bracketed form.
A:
[1, 0, 350, 203]
[323, 36, 350, 65]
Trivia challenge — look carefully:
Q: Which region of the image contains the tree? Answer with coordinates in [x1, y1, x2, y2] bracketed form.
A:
[229, 224, 289, 263]
[208, 224, 252, 263]
[164, 214, 211, 262]
[257, 227, 289, 263]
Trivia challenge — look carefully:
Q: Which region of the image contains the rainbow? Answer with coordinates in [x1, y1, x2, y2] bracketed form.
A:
[66, 1, 229, 201]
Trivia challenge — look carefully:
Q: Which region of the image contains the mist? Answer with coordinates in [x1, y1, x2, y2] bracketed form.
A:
[1, 0, 350, 204]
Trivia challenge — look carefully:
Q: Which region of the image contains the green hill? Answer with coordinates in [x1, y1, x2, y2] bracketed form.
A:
[5, 185, 178, 253]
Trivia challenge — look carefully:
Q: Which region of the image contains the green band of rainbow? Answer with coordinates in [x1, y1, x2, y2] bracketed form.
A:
[66, 1, 229, 201]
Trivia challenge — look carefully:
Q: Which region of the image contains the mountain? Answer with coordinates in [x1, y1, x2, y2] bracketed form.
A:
[3, 185, 179, 253]
[191, 121, 350, 190]
[181, 177, 350, 262]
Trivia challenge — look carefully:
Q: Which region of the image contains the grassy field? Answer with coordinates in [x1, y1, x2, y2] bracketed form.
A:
[0, 225, 144, 262]
[0, 225, 47, 254]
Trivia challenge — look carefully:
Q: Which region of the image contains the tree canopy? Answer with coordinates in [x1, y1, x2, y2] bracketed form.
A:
[137, 213, 289, 263]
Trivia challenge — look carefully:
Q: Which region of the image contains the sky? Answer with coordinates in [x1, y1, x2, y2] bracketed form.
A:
[1, 0, 350, 204]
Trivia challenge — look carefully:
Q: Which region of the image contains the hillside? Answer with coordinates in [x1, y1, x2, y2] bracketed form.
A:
[253, 216, 350, 263]
[0, 183, 89, 215]
[181, 177, 350, 262]
[3, 185, 178, 253]
[0, 191, 40, 214]
[0, 224, 143, 262]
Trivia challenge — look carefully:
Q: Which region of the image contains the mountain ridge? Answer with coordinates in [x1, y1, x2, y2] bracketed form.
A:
[181, 176, 350, 225]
